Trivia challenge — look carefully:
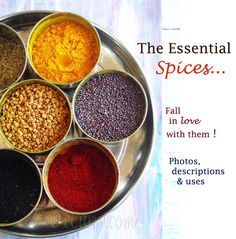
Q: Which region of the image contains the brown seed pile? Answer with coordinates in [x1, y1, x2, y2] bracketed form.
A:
[0, 36, 25, 90]
[0, 83, 71, 152]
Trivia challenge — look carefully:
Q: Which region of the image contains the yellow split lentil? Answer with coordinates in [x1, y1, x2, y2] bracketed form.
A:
[0, 83, 71, 152]
[32, 20, 99, 84]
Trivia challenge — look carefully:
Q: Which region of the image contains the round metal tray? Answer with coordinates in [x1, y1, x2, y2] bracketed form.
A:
[0, 11, 154, 237]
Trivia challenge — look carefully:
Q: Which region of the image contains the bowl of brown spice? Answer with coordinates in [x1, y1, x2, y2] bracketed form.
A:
[0, 23, 27, 95]
[27, 12, 101, 89]
[0, 79, 72, 154]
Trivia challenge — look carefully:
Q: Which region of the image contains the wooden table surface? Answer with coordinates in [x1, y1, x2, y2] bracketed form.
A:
[0, 1, 161, 238]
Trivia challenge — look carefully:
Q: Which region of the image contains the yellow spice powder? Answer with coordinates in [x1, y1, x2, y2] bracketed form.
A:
[32, 20, 99, 84]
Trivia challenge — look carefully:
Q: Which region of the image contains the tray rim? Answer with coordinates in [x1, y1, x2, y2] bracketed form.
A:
[0, 10, 157, 238]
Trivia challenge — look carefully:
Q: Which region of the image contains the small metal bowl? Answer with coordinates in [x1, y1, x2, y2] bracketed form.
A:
[0, 23, 27, 95]
[42, 138, 119, 215]
[0, 148, 43, 227]
[27, 12, 101, 89]
[72, 70, 148, 144]
[0, 79, 72, 154]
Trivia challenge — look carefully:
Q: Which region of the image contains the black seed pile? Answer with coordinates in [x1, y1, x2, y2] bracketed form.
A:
[0, 150, 41, 224]
[74, 72, 146, 141]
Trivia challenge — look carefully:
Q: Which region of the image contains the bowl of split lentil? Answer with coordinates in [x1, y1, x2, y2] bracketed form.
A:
[0, 23, 27, 95]
[0, 79, 72, 154]
[27, 12, 101, 88]
[72, 70, 148, 143]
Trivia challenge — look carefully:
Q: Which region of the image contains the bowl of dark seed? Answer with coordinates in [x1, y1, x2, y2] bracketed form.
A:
[0, 23, 27, 95]
[0, 149, 42, 227]
[73, 70, 148, 143]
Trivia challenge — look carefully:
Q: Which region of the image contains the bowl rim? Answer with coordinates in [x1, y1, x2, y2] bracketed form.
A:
[0, 79, 72, 154]
[0, 22, 27, 94]
[72, 69, 148, 144]
[0, 148, 43, 227]
[42, 137, 120, 215]
[27, 12, 101, 88]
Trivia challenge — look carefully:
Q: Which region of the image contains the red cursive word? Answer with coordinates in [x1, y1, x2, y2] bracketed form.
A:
[156, 60, 213, 79]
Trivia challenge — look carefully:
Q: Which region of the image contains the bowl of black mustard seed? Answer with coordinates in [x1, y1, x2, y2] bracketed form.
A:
[73, 70, 148, 143]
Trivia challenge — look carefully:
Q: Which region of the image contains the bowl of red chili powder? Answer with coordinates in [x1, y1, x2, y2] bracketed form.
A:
[42, 138, 119, 214]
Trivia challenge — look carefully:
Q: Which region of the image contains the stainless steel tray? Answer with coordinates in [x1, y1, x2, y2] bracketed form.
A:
[0, 11, 155, 237]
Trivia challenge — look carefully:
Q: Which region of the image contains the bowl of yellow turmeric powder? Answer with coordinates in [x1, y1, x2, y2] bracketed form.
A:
[27, 12, 101, 88]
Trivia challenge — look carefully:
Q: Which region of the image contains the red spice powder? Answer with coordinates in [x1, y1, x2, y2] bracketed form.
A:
[48, 144, 117, 212]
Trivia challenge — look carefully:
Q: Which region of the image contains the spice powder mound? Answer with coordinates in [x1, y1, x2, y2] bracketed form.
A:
[32, 20, 99, 84]
[0, 83, 71, 152]
[48, 144, 116, 212]
[0, 37, 25, 90]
